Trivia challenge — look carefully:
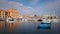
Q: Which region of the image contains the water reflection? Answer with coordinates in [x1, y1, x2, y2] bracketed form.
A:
[0, 21, 19, 32]
[37, 23, 51, 30]
[0, 22, 5, 30]
[0, 21, 60, 34]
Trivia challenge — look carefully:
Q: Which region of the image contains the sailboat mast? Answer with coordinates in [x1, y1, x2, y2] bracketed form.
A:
[54, 10, 55, 16]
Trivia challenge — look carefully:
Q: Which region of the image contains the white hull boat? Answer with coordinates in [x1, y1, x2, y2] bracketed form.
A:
[6, 18, 16, 23]
[41, 19, 51, 24]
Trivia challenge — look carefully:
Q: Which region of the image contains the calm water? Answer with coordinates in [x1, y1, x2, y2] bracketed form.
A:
[0, 21, 60, 34]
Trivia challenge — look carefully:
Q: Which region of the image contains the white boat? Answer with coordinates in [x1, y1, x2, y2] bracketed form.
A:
[6, 17, 16, 23]
[41, 19, 51, 24]
[51, 10, 58, 22]
[52, 19, 58, 22]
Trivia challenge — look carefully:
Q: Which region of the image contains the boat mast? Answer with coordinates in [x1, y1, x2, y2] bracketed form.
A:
[53, 9, 56, 18]
[53, 10, 55, 16]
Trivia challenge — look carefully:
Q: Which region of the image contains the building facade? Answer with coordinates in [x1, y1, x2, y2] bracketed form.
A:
[0, 9, 21, 19]
[8, 9, 20, 19]
[0, 10, 9, 19]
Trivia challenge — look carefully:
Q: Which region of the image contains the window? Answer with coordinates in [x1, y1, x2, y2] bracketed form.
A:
[3, 16, 4, 18]
[5, 12, 8, 15]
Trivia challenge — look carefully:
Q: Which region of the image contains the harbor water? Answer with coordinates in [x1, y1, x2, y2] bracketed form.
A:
[0, 21, 60, 34]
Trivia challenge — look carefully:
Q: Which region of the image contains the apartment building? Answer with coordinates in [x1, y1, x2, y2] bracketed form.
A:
[0, 9, 21, 20]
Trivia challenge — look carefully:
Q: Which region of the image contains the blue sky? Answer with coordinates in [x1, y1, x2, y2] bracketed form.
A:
[0, 0, 60, 16]
[8, 0, 55, 7]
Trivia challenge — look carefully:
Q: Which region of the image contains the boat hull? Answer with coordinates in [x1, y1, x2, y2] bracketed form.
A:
[37, 24, 51, 29]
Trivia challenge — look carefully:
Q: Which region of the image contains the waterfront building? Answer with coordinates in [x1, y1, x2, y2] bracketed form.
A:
[41, 15, 58, 19]
[8, 9, 21, 19]
[0, 9, 21, 20]
[0, 10, 9, 20]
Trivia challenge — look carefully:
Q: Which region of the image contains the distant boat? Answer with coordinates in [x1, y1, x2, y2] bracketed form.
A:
[41, 19, 51, 24]
[6, 17, 16, 23]
[51, 10, 58, 22]
[52, 19, 58, 22]
[21, 18, 28, 22]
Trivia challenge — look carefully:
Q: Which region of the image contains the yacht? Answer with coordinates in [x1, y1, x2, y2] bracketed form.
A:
[6, 17, 16, 23]
[41, 19, 51, 24]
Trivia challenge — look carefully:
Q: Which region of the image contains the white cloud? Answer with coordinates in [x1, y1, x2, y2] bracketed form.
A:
[8, 1, 34, 15]
[8, 1, 23, 9]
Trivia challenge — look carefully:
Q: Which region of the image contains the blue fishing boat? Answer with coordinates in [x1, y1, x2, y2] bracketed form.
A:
[37, 24, 51, 29]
